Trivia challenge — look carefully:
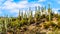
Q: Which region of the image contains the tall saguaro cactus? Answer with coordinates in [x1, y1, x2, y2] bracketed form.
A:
[28, 7, 32, 17]
[38, 6, 41, 12]
[28, 7, 33, 24]
[35, 6, 37, 11]
[18, 10, 21, 20]
[2, 15, 8, 34]
[38, 6, 40, 12]
[24, 11, 27, 19]
[48, 4, 51, 23]
[21, 11, 23, 19]
[34, 6, 37, 23]
[18, 10, 20, 18]
[4, 18, 7, 34]
[34, 6, 41, 22]
[37, 6, 41, 20]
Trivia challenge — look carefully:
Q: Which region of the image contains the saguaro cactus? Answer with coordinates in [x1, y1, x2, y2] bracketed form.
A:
[5, 18, 7, 34]
[34, 6, 41, 22]
[48, 4, 51, 23]
[2, 15, 8, 34]
[18, 10, 21, 20]
[23, 11, 27, 19]
[21, 11, 23, 19]
[28, 7, 33, 24]
[18, 10, 20, 18]
[38, 6, 40, 11]
[37, 6, 41, 20]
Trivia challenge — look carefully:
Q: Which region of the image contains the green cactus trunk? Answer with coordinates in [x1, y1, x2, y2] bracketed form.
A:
[49, 12, 51, 23]
[48, 4, 51, 23]
[2, 18, 7, 34]
[5, 19, 7, 34]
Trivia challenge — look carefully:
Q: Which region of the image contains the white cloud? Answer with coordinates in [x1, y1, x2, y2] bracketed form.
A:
[9, 9, 19, 13]
[2, 0, 42, 11]
[52, 8, 59, 14]
[0, 0, 42, 16]
[0, 0, 3, 1]
[38, 0, 46, 2]
[30, 3, 42, 7]
[55, 0, 60, 4]
[0, 0, 28, 16]
[0, 0, 5, 5]
[7, 0, 13, 1]
[2, 1, 16, 9]
[0, 11, 2, 14]
[0, 9, 2, 14]
[18, 1, 28, 4]
[2, 0, 28, 10]
[57, 1, 60, 4]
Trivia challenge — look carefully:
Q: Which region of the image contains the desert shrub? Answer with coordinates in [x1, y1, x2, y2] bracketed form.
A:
[20, 19, 28, 25]
[36, 32, 40, 34]
[58, 19, 60, 27]
[44, 21, 51, 29]
[10, 20, 20, 28]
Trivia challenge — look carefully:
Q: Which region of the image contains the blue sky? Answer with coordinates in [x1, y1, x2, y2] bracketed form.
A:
[0, 0, 60, 17]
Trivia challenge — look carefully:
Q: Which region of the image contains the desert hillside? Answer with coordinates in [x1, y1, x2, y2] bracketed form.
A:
[0, 4, 60, 34]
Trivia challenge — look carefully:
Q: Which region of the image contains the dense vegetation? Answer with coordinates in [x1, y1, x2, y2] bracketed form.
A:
[0, 4, 60, 34]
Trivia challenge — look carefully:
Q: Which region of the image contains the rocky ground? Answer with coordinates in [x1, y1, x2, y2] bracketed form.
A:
[7, 21, 60, 34]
